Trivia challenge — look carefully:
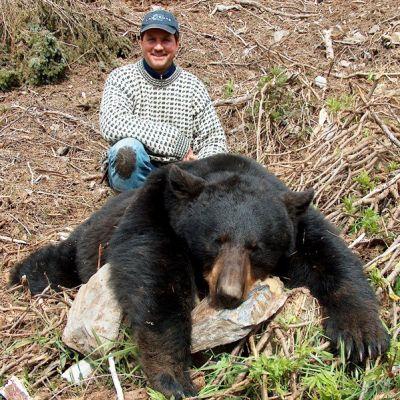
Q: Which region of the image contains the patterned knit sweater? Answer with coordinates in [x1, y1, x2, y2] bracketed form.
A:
[99, 59, 228, 163]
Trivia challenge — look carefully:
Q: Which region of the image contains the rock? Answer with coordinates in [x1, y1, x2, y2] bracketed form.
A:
[191, 277, 288, 352]
[339, 60, 352, 68]
[56, 146, 70, 156]
[368, 25, 380, 34]
[343, 30, 366, 44]
[61, 360, 93, 385]
[314, 76, 327, 89]
[273, 30, 289, 43]
[62, 263, 123, 355]
[382, 32, 400, 47]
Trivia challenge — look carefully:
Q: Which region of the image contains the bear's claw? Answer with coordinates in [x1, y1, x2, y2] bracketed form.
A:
[325, 315, 390, 363]
[150, 372, 197, 399]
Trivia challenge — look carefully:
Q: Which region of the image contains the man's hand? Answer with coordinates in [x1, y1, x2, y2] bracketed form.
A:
[183, 148, 197, 161]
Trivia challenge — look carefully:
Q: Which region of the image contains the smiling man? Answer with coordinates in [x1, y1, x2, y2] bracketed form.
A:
[99, 9, 228, 191]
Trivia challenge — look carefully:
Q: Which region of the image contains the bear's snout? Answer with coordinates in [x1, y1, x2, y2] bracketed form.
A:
[205, 244, 254, 309]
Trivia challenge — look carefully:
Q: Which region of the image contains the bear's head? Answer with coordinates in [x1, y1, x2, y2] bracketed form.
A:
[165, 163, 314, 309]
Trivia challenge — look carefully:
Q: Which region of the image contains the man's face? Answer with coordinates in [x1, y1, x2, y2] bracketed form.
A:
[140, 29, 179, 74]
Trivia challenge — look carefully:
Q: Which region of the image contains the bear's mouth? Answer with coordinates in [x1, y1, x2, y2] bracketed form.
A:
[204, 244, 255, 310]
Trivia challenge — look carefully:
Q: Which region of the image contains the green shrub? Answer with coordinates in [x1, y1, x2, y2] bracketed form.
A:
[25, 29, 67, 85]
[0, 68, 20, 91]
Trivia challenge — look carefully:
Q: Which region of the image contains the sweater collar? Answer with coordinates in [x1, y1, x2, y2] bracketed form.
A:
[137, 59, 182, 87]
[142, 59, 176, 80]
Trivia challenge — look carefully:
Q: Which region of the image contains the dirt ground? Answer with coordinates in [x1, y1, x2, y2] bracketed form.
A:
[1, 0, 399, 399]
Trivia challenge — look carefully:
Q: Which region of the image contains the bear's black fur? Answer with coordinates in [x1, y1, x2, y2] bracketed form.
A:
[10, 154, 389, 399]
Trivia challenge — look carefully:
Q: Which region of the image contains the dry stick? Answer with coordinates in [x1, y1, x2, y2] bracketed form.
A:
[353, 172, 400, 207]
[323, 171, 352, 212]
[274, 328, 298, 397]
[248, 334, 269, 400]
[6, 286, 51, 332]
[234, 0, 317, 18]
[332, 71, 400, 79]
[0, 353, 33, 376]
[385, 263, 400, 286]
[102, 6, 140, 26]
[322, 29, 334, 60]
[388, 206, 400, 230]
[213, 92, 254, 107]
[255, 323, 276, 354]
[248, 334, 259, 358]
[109, 356, 124, 400]
[256, 82, 271, 162]
[31, 360, 59, 388]
[349, 233, 366, 249]
[371, 111, 400, 148]
[8, 212, 31, 236]
[11, 104, 99, 135]
[315, 160, 345, 203]
[375, 264, 399, 298]
[364, 236, 400, 271]
[0, 235, 28, 245]
[210, 337, 246, 386]
[225, 24, 249, 47]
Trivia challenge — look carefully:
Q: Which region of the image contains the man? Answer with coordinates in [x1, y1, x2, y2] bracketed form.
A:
[99, 9, 228, 191]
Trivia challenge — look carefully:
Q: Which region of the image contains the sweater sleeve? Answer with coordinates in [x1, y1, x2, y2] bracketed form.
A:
[191, 81, 228, 159]
[99, 69, 191, 160]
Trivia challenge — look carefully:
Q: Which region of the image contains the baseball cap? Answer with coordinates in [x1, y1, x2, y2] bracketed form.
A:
[140, 10, 179, 36]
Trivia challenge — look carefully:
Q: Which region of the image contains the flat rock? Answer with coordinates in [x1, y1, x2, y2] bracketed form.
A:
[191, 277, 288, 352]
[62, 263, 122, 355]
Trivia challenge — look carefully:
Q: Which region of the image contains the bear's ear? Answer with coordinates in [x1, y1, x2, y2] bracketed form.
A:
[168, 164, 206, 199]
[283, 188, 314, 217]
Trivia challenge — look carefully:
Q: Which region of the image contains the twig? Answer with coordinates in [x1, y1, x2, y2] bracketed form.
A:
[8, 213, 31, 236]
[0, 235, 28, 245]
[371, 111, 400, 148]
[354, 172, 400, 207]
[322, 29, 334, 60]
[349, 233, 366, 249]
[332, 71, 400, 79]
[213, 92, 254, 107]
[82, 173, 103, 181]
[109, 356, 124, 400]
[364, 236, 400, 270]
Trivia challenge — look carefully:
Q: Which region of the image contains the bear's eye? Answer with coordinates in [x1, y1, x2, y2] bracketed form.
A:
[215, 233, 230, 245]
[246, 241, 260, 251]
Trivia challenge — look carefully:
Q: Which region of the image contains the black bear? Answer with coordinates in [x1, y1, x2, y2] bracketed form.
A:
[10, 154, 389, 399]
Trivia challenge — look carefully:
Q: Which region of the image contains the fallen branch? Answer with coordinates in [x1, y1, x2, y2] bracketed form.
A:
[371, 111, 400, 148]
[332, 72, 400, 79]
[213, 92, 254, 107]
[0, 235, 28, 245]
[109, 356, 124, 400]
[354, 172, 400, 206]
[364, 236, 400, 270]
[322, 29, 334, 59]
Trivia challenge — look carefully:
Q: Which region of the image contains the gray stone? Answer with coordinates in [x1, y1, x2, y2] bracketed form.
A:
[62, 263, 122, 355]
[191, 277, 288, 352]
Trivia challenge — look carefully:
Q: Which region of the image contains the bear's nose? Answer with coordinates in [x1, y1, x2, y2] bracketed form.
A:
[216, 286, 244, 309]
[216, 281, 244, 309]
